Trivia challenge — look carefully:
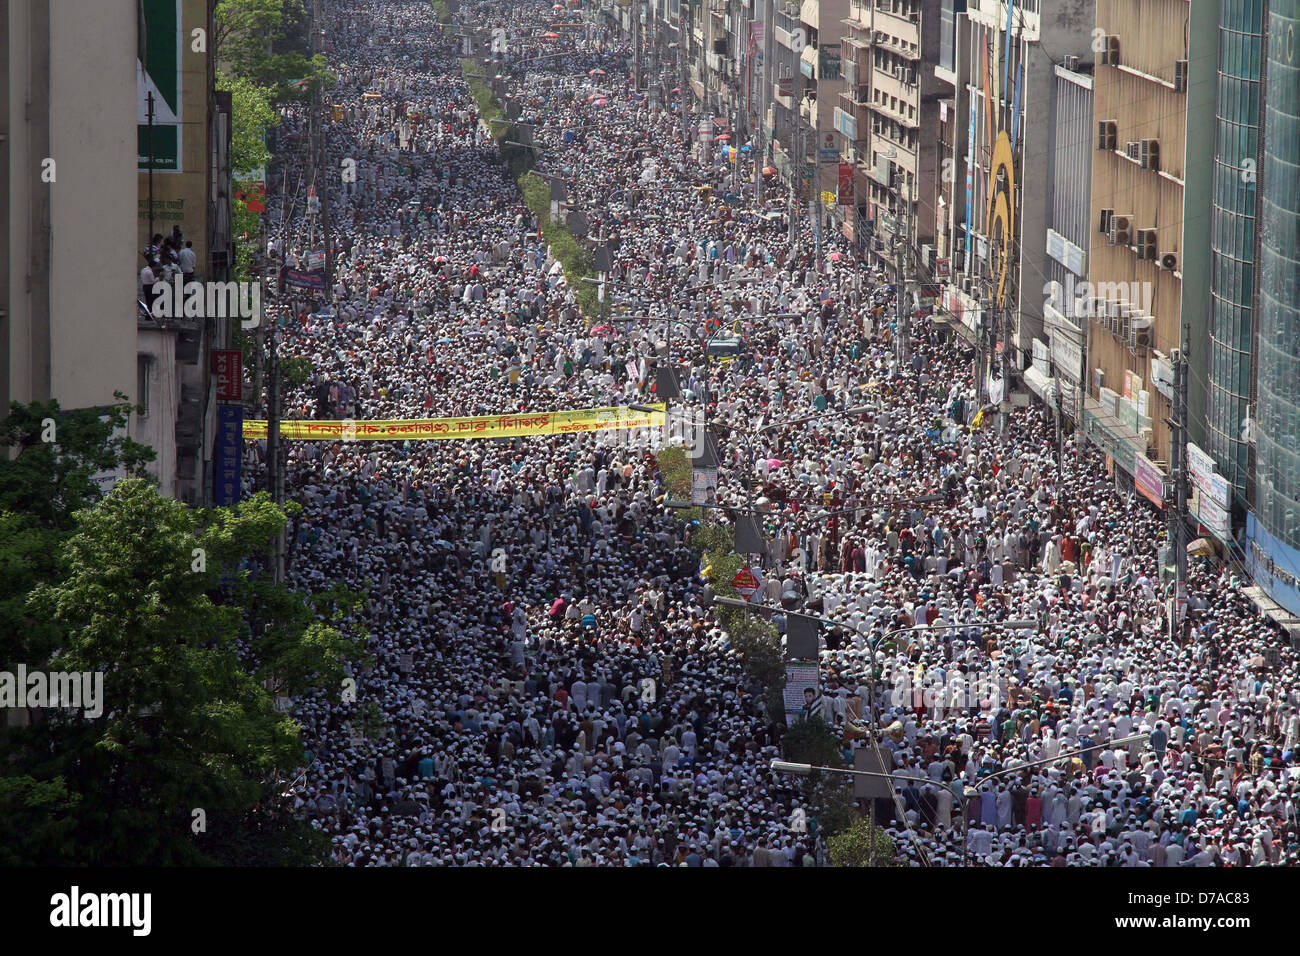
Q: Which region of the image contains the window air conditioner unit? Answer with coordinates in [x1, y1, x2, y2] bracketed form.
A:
[1174, 59, 1188, 92]
[1140, 139, 1160, 171]
[1064, 54, 1080, 71]
[1132, 314, 1153, 349]
[1097, 120, 1117, 150]
[1101, 35, 1120, 66]
[1109, 213, 1132, 246]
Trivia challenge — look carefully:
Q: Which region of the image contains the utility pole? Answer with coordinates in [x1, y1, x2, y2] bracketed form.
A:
[1169, 341, 1189, 639]
[633, 0, 641, 91]
[267, 322, 284, 584]
[146, 91, 156, 243]
[788, 60, 801, 244]
[893, 178, 909, 366]
[313, 0, 333, 303]
[680, 3, 690, 143]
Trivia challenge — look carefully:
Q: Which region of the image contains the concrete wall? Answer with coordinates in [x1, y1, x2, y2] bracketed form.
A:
[6, 0, 136, 414]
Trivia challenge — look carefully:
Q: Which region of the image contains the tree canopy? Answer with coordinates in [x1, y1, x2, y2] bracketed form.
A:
[0, 401, 364, 865]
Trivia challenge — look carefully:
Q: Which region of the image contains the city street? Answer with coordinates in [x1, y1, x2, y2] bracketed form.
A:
[251, 0, 1300, 868]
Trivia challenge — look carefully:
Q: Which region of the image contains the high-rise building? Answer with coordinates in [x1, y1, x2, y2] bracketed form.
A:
[1246, 0, 1300, 614]
[835, 0, 941, 276]
[957, 0, 1094, 402]
[134, 0, 232, 505]
[1083, 0, 1189, 481]
[1031, 56, 1095, 425]
[2, 0, 138, 415]
[1186, 0, 1263, 539]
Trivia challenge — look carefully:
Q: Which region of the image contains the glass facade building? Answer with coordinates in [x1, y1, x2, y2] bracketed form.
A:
[1250, 0, 1300, 613]
[1206, 0, 1264, 499]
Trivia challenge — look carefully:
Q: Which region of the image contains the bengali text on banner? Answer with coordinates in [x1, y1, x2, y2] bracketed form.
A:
[241, 405, 666, 441]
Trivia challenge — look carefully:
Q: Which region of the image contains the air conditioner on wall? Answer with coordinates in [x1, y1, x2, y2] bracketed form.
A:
[1131, 314, 1153, 349]
[1109, 214, 1132, 246]
[1140, 139, 1160, 171]
[1105, 35, 1120, 66]
[1097, 121, 1117, 150]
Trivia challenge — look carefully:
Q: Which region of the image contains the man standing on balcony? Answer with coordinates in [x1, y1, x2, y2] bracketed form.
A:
[178, 240, 197, 284]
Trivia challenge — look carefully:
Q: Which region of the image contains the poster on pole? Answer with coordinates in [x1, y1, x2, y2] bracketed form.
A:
[783, 663, 820, 725]
[691, 466, 718, 505]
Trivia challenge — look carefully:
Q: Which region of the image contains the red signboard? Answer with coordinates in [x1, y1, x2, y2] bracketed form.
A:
[212, 349, 243, 402]
[732, 567, 761, 599]
[235, 181, 267, 213]
[837, 162, 854, 206]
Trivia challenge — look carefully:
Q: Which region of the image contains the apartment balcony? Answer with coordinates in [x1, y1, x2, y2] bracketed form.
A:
[872, 1, 920, 48]
[872, 65, 918, 109]
[869, 125, 916, 166]
[844, 0, 871, 28]
[871, 97, 918, 130]
[837, 92, 870, 132]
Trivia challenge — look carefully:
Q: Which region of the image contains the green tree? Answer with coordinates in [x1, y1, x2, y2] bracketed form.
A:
[0, 396, 154, 533]
[0, 398, 363, 865]
[214, 0, 334, 102]
[15, 481, 313, 864]
[653, 445, 693, 503]
[782, 715, 845, 768]
[214, 0, 287, 79]
[217, 72, 277, 177]
[781, 716, 860, 839]
[826, 815, 899, 867]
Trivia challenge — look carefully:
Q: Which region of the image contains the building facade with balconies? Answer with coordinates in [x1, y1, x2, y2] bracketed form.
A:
[957, 0, 1094, 409]
[1084, 0, 1189, 477]
[836, 0, 942, 274]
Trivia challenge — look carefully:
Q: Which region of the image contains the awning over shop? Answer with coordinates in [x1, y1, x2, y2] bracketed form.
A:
[1022, 365, 1057, 411]
[1082, 396, 1147, 476]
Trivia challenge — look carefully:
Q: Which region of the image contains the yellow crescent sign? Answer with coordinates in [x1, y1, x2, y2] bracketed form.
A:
[986, 130, 1016, 311]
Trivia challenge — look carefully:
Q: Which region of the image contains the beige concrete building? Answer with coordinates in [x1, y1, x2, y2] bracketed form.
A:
[835, 0, 942, 273]
[3, 0, 138, 414]
[1085, 0, 1188, 468]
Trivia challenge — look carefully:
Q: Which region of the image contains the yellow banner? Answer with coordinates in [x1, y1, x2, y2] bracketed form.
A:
[241, 405, 666, 441]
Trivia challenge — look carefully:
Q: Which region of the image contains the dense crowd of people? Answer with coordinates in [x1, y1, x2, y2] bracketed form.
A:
[251, 0, 1300, 866]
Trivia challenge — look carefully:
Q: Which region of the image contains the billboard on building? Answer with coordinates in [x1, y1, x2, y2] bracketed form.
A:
[1247, 512, 1300, 617]
[137, 0, 210, 270]
[214, 405, 244, 507]
[838, 162, 854, 206]
[138, 0, 182, 172]
[1134, 454, 1165, 510]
